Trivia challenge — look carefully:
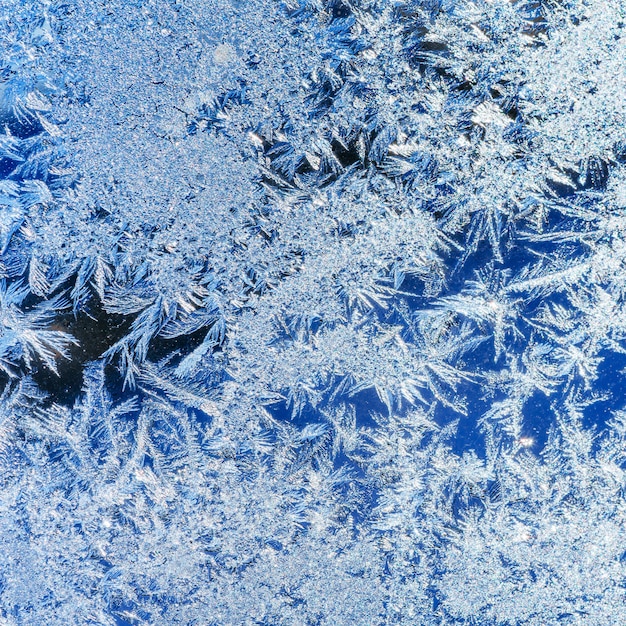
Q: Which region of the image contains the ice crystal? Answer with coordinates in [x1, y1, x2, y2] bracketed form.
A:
[1, 0, 625, 624]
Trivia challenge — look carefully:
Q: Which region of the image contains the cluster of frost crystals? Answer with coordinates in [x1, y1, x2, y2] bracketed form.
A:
[2, 0, 626, 624]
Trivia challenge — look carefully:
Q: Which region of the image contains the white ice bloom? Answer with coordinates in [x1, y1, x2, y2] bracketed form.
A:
[0, 0, 625, 623]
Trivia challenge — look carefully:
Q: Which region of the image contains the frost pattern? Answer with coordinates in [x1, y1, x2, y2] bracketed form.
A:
[1, 0, 626, 624]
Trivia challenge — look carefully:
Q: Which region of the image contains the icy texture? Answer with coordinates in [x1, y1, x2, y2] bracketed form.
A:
[1, 0, 626, 624]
